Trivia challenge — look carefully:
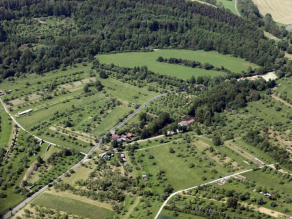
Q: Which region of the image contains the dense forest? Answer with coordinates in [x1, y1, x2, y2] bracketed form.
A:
[0, 0, 289, 80]
[188, 79, 275, 125]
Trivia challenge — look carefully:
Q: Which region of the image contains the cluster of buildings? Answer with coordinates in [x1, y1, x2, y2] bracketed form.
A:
[112, 133, 134, 143]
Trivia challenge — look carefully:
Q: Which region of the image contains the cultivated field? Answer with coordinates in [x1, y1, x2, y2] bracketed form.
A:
[32, 193, 114, 218]
[97, 50, 258, 79]
[252, 0, 292, 24]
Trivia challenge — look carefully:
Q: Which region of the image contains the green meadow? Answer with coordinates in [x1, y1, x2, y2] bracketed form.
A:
[0, 103, 11, 148]
[217, 0, 237, 14]
[32, 193, 114, 219]
[129, 141, 228, 192]
[97, 50, 258, 79]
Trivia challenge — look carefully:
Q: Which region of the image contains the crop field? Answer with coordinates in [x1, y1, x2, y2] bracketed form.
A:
[252, 0, 292, 24]
[97, 50, 258, 79]
[32, 193, 114, 218]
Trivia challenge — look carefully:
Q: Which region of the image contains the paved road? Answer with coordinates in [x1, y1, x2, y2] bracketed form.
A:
[287, 24, 292, 31]
[0, 93, 167, 219]
[153, 163, 276, 219]
[234, 0, 241, 17]
[88, 93, 167, 156]
[0, 98, 58, 148]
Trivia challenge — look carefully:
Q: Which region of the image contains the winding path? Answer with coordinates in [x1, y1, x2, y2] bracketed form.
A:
[153, 163, 276, 219]
[0, 92, 167, 219]
[287, 24, 292, 31]
[234, 0, 241, 17]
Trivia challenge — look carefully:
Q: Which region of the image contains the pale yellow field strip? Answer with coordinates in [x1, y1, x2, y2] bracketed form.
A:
[253, 0, 292, 24]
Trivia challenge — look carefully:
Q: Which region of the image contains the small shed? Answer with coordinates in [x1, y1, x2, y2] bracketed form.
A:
[121, 154, 125, 158]
[142, 175, 148, 181]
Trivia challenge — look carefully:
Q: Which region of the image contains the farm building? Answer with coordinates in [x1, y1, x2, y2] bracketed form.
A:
[187, 119, 195, 124]
[112, 134, 120, 140]
[178, 121, 188, 126]
[255, 158, 265, 165]
[127, 133, 134, 138]
[18, 109, 32, 116]
[142, 175, 148, 181]
[121, 134, 128, 140]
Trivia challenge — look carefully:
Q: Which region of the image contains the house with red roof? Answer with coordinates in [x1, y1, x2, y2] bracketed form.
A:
[127, 133, 134, 138]
[187, 119, 195, 124]
[112, 134, 120, 140]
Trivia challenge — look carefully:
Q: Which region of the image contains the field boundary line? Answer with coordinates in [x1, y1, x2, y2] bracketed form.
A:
[0, 92, 168, 219]
[154, 163, 276, 219]
[234, 0, 241, 16]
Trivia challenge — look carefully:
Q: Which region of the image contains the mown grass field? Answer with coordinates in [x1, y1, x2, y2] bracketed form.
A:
[62, 164, 93, 185]
[32, 193, 114, 219]
[217, 0, 237, 14]
[92, 106, 131, 136]
[252, 0, 292, 24]
[99, 77, 158, 105]
[0, 103, 11, 148]
[232, 138, 275, 164]
[97, 50, 258, 79]
[129, 141, 229, 192]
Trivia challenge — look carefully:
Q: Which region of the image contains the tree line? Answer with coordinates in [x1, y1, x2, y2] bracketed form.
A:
[0, 0, 288, 80]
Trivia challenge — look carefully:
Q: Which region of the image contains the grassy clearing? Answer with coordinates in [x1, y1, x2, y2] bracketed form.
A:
[217, 0, 237, 14]
[0, 103, 11, 148]
[46, 190, 113, 210]
[0, 63, 92, 95]
[274, 76, 292, 99]
[252, 0, 292, 24]
[243, 100, 292, 130]
[16, 91, 104, 130]
[99, 77, 158, 105]
[92, 106, 131, 136]
[233, 139, 275, 164]
[129, 141, 228, 192]
[37, 132, 91, 153]
[32, 193, 114, 219]
[159, 209, 206, 219]
[191, 0, 216, 7]
[62, 165, 93, 185]
[243, 170, 292, 197]
[199, 138, 253, 169]
[97, 50, 258, 79]
[219, 170, 292, 213]
[123, 196, 141, 219]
